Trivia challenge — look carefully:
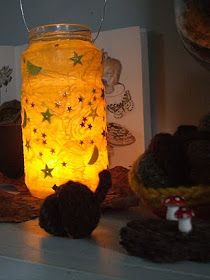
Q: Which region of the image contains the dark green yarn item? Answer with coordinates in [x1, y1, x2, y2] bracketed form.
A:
[137, 153, 170, 188]
[174, 125, 199, 149]
[137, 132, 191, 188]
[187, 139, 210, 184]
[146, 133, 190, 186]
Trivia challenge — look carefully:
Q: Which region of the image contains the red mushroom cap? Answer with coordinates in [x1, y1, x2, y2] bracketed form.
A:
[163, 195, 186, 206]
[175, 207, 195, 219]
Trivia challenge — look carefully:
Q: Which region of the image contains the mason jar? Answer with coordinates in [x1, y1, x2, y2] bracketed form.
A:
[21, 24, 108, 198]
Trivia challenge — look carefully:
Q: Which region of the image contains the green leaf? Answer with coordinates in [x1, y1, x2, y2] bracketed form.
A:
[88, 145, 99, 165]
[27, 61, 42, 75]
[22, 109, 27, 128]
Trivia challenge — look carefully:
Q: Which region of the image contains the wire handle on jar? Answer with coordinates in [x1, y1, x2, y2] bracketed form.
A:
[92, 0, 107, 42]
[19, 0, 108, 42]
[19, 0, 30, 32]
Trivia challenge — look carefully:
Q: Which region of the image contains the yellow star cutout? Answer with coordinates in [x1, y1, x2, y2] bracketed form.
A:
[41, 164, 54, 178]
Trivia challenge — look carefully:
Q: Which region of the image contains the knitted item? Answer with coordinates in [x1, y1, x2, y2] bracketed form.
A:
[129, 125, 210, 219]
[0, 99, 21, 124]
[95, 170, 112, 204]
[0, 100, 24, 178]
[101, 166, 139, 209]
[187, 139, 210, 184]
[39, 194, 67, 236]
[39, 169, 111, 238]
[174, 125, 198, 149]
[190, 167, 210, 185]
[146, 133, 189, 186]
[57, 181, 101, 238]
[137, 153, 170, 188]
[120, 218, 210, 263]
[129, 155, 210, 210]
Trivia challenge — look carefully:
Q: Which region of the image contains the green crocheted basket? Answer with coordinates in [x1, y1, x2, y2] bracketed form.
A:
[129, 155, 210, 219]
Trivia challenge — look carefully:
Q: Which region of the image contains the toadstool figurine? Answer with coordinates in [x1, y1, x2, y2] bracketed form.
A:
[175, 207, 195, 234]
[163, 195, 186, 221]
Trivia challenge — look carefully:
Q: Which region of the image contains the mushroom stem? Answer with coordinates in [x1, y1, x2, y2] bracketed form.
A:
[166, 205, 179, 221]
[178, 218, 192, 233]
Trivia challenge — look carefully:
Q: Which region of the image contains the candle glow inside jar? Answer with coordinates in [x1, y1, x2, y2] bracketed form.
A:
[21, 24, 108, 198]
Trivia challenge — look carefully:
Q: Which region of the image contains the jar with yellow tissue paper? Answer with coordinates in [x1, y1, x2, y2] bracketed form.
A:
[21, 24, 108, 198]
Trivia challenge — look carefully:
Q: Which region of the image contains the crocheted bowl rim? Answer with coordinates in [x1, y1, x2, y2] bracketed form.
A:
[128, 156, 210, 209]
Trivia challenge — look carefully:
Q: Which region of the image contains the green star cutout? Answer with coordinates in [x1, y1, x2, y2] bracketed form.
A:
[41, 164, 54, 178]
[41, 109, 53, 123]
[70, 52, 83, 66]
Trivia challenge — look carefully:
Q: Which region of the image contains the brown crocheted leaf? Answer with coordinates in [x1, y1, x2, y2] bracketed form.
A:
[0, 189, 42, 222]
[120, 218, 210, 263]
[102, 166, 139, 209]
[0, 172, 42, 222]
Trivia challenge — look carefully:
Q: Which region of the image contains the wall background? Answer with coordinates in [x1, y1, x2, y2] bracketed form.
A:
[1, 0, 210, 135]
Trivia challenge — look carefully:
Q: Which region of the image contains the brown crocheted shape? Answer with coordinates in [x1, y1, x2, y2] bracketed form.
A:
[129, 156, 210, 220]
[39, 170, 112, 238]
[57, 182, 101, 238]
[120, 218, 210, 263]
[102, 166, 139, 209]
[0, 100, 21, 124]
[0, 166, 136, 224]
[39, 194, 67, 236]
[187, 139, 210, 184]
[147, 133, 190, 186]
[0, 100, 24, 178]
[0, 172, 42, 222]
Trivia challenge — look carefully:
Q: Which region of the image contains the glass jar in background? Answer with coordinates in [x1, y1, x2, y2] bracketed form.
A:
[174, 0, 210, 70]
[21, 24, 108, 198]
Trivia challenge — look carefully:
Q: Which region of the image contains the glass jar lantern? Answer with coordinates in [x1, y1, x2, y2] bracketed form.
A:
[21, 24, 108, 198]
